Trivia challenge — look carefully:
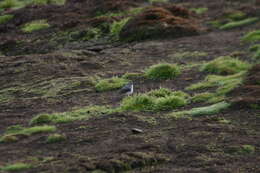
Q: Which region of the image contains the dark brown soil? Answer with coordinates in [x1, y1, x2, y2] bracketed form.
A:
[0, 0, 260, 172]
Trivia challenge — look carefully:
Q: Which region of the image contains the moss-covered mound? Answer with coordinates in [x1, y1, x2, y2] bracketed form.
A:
[230, 64, 260, 108]
[119, 5, 201, 41]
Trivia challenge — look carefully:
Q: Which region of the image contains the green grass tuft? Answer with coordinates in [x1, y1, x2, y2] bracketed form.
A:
[145, 63, 181, 80]
[0, 125, 56, 143]
[0, 14, 14, 24]
[46, 134, 66, 143]
[241, 30, 260, 43]
[29, 0, 66, 5]
[227, 11, 246, 21]
[169, 101, 231, 118]
[120, 88, 188, 112]
[190, 7, 208, 15]
[95, 77, 129, 92]
[201, 56, 251, 75]
[241, 145, 255, 154]
[219, 17, 259, 30]
[191, 92, 215, 103]
[0, 0, 20, 9]
[186, 72, 245, 95]
[30, 106, 116, 124]
[22, 20, 50, 33]
[20, 125, 56, 135]
[110, 18, 130, 40]
[0, 163, 31, 172]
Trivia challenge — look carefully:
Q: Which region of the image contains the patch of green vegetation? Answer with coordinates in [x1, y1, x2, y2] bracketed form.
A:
[173, 51, 208, 60]
[227, 11, 246, 21]
[186, 72, 245, 98]
[46, 133, 66, 143]
[0, 163, 32, 172]
[97, 7, 144, 18]
[169, 101, 231, 118]
[120, 88, 188, 112]
[208, 20, 222, 28]
[252, 49, 260, 60]
[0, 0, 21, 10]
[225, 145, 255, 155]
[0, 14, 14, 24]
[82, 28, 103, 41]
[242, 30, 260, 43]
[145, 63, 181, 80]
[134, 115, 157, 125]
[216, 117, 231, 124]
[22, 20, 50, 33]
[219, 17, 259, 30]
[149, 0, 168, 3]
[110, 18, 130, 40]
[191, 92, 215, 103]
[241, 145, 255, 154]
[201, 56, 251, 75]
[29, 0, 66, 5]
[190, 7, 208, 15]
[30, 106, 116, 124]
[122, 72, 143, 79]
[249, 44, 260, 52]
[0, 125, 56, 143]
[95, 77, 129, 92]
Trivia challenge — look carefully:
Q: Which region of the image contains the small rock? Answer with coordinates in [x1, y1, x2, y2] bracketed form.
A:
[131, 128, 143, 134]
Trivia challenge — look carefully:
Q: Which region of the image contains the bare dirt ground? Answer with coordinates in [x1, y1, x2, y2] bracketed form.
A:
[0, 0, 260, 172]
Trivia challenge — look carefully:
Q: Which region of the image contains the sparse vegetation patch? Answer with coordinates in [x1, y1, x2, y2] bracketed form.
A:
[30, 106, 116, 124]
[145, 63, 181, 80]
[200, 56, 251, 75]
[219, 17, 259, 30]
[95, 77, 129, 92]
[22, 20, 50, 33]
[190, 7, 208, 15]
[0, 163, 32, 172]
[46, 134, 66, 143]
[241, 30, 260, 43]
[0, 14, 14, 24]
[169, 101, 231, 118]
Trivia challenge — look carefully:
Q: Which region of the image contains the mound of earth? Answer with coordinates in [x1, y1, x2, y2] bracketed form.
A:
[119, 5, 201, 41]
[230, 64, 260, 108]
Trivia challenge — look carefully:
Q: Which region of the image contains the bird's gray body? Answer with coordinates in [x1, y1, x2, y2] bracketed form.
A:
[120, 82, 133, 96]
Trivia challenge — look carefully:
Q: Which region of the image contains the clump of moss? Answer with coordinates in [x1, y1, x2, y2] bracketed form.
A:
[46, 134, 66, 143]
[249, 44, 260, 60]
[30, 106, 115, 124]
[22, 20, 50, 33]
[219, 17, 259, 30]
[95, 77, 129, 92]
[0, 163, 32, 172]
[242, 30, 260, 43]
[169, 101, 231, 118]
[120, 88, 188, 112]
[0, 14, 14, 24]
[201, 56, 251, 75]
[145, 63, 181, 80]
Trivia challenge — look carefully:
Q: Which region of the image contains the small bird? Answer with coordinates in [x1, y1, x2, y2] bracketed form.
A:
[120, 81, 134, 96]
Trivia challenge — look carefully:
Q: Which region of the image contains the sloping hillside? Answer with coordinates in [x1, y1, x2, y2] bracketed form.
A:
[0, 0, 259, 172]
